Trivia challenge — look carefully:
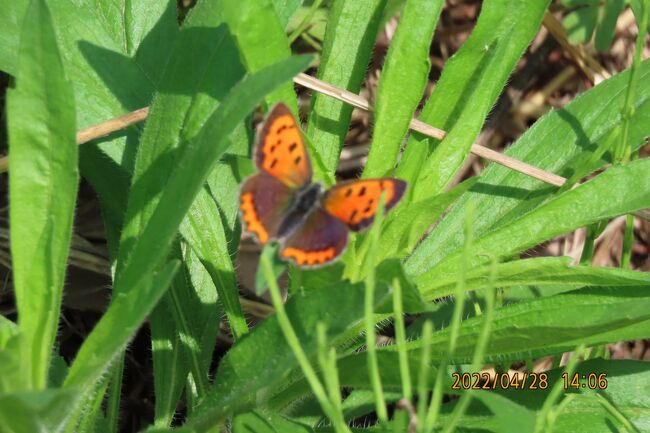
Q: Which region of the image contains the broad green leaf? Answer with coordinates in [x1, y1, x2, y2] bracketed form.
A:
[396, 0, 550, 202]
[414, 158, 650, 283]
[392, 286, 650, 363]
[377, 178, 476, 262]
[116, 2, 250, 343]
[0, 1, 28, 75]
[470, 392, 537, 433]
[0, 389, 78, 433]
[180, 188, 248, 339]
[0, 317, 21, 394]
[234, 411, 313, 433]
[223, 0, 298, 113]
[420, 256, 650, 299]
[306, 0, 387, 178]
[188, 281, 391, 431]
[363, 0, 443, 178]
[408, 59, 650, 278]
[7, 0, 78, 390]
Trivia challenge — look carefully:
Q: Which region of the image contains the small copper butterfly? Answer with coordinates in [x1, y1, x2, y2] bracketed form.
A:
[239, 103, 407, 267]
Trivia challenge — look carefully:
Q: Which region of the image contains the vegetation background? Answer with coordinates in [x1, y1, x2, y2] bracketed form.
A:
[0, 0, 649, 432]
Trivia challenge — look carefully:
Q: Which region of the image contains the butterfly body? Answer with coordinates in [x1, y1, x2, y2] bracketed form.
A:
[239, 103, 407, 267]
[276, 182, 323, 238]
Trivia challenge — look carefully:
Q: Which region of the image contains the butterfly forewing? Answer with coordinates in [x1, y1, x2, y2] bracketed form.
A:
[256, 104, 312, 189]
[322, 179, 407, 231]
[280, 209, 349, 267]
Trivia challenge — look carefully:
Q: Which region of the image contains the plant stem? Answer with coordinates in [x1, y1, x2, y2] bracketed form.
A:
[615, 0, 650, 163]
[416, 320, 434, 433]
[363, 199, 388, 423]
[534, 345, 586, 433]
[621, 214, 635, 268]
[259, 253, 350, 433]
[392, 277, 413, 401]
[440, 260, 497, 433]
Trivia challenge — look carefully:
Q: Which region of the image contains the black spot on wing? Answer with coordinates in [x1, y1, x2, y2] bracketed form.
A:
[358, 186, 367, 197]
[270, 158, 278, 169]
[289, 142, 297, 152]
[294, 155, 302, 165]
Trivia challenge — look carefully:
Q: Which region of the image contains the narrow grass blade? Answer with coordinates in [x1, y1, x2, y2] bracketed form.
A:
[409, 59, 650, 277]
[415, 158, 650, 281]
[397, 0, 550, 201]
[223, 0, 298, 112]
[363, 0, 443, 178]
[7, 0, 78, 390]
[180, 189, 248, 339]
[419, 256, 650, 300]
[389, 285, 650, 363]
[306, 0, 386, 178]
[150, 298, 185, 427]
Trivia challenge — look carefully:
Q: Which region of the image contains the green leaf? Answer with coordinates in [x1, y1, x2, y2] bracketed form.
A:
[272, 0, 305, 28]
[223, 0, 298, 112]
[377, 177, 476, 262]
[306, 0, 387, 179]
[63, 259, 180, 393]
[393, 286, 650, 363]
[0, 1, 28, 75]
[0, 389, 79, 433]
[594, 0, 625, 51]
[563, 5, 599, 44]
[397, 0, 550, 202]
[415, 158, 650, 283]
[363, 0, 443, 178]
[470, 392, 537, 433]
[419, 256, 650, 300]
[7, 0, 78, 391]
[234, 411, 313, 433]
[188, 281, 391, 431]
[0, 318, 21, 394]
[407, 59, 650, 279]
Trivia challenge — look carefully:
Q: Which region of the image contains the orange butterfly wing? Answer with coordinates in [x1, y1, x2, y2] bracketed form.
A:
[255, 103, 312, 189]
[322, 179, 407, 231]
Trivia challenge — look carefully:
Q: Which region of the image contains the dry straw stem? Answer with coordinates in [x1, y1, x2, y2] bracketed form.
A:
[0, 73, 567, 187]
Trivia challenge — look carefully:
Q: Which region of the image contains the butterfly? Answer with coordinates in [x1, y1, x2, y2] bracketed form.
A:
[239, 103, 407, 268]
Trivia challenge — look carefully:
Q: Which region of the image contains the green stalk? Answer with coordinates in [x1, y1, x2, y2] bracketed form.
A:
[317, 323, 344, 412]
[415, 320, 434, 433]
[363, 199, 388, 423]
[260, 253, 350, 433]
[615, 0, 650, 163]
[534, 345, 586, 433]
[392, 277, 413, 400]
[425, 205, 474, 433]
[595, 393, 641, 433]
[621, 214, 635, 269]
[439, 260, 497, 433]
